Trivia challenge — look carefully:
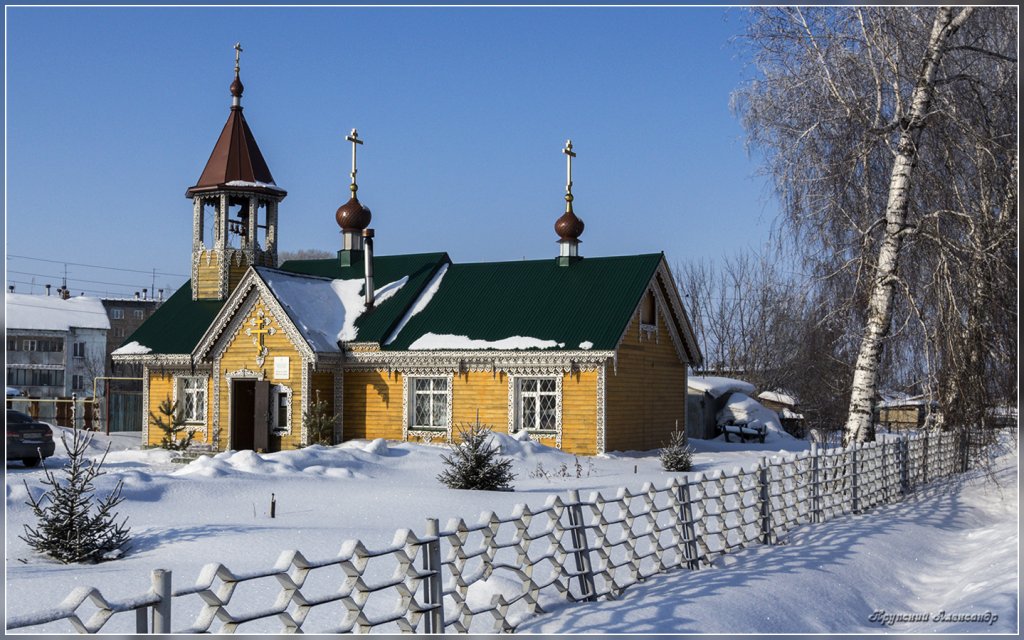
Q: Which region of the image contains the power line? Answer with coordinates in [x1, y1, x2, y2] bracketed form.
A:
[7, 254, 187, 278]
[7, 270, 163, 290]
[6, 279, 178, 299]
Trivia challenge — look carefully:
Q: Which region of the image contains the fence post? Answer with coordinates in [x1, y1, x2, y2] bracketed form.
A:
[422, 518, 445, 633]
[851, 442, 860, 514]
[70, 392, 77, 430]
[676, 479, 700, 570]
[810, 442, 821, 524]
[566, 489, 596, 602]
[899, 437, 910, 496]
[880, 438, 890, 504]
[922, 431, 929, 485]
[758, 458, 772, 545]
[960, 427, 970, 473]
[151, 569, 171, 634]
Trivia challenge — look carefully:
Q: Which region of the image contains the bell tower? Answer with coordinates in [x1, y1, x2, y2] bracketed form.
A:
[186, 43, 287, 301]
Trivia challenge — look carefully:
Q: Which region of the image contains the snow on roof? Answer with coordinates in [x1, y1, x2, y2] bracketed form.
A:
[876, 397, 935, 409]
[384, 263, 449, 346]
[780, 408, 805, 420]
[224, 180, 286, 193]
[257, 268, 408, 350]
[688, 376, 755, 399]
[758, 390, 798, 406]
[112, 341, 153, 355]
[579, 341, 594, 350]
[6, 293, 111, 331]
[408, 333, 563, 351]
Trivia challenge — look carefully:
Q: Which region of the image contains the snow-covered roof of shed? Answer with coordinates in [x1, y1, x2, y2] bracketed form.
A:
[688, 375, 755, 399]
[758, 390, 798, 406]
[6, 293, 111, 331]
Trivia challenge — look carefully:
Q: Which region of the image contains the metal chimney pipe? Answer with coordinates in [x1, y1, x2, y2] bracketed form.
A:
[363, 228, 375, 307]
[135, 291, 140, 300]
[45, 284, 51, 296]
[8, 285, 13, 293]
[143, 288, 148, 300]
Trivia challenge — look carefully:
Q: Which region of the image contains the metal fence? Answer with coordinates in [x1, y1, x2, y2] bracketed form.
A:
[6, 430, 968, 634]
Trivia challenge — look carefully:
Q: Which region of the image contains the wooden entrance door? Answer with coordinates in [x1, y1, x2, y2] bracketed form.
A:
[230, 379, 272, 452]
[231, 380, 255, 451]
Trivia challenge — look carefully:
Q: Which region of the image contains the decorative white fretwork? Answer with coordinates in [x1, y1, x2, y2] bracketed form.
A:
[507, 374, 563, 449]
[596, 364, 607, 454]
[171, 374, 211, 440]
[300, 361, 312, 446]
[402, 373, 454, 444]
[333, 370, 344, 444]
[270, 383, 293, 436]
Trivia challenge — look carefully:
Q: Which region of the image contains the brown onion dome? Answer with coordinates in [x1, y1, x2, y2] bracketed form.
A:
[230, 75, 244, 99]
[555, 195, 585, 240]
[336, 195, 372, 231]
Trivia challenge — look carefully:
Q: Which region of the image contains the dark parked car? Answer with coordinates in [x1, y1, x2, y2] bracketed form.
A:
[6, 410, 56, 467]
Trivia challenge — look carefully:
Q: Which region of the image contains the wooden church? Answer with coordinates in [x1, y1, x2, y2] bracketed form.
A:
[113, 48, 703, 455]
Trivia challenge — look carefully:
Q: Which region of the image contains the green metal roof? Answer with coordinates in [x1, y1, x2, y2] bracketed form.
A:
[116, 281, 225, 356]
[119, 252, 667, 357]
[385, 253, 665, 351]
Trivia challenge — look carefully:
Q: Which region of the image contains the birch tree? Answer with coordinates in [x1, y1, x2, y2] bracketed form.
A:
[733, 6, 1017, 443]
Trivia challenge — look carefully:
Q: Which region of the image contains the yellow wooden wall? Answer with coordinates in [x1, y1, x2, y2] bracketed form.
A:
[194, 250, 249, 300]
[216, 300, 305, 451]
[144, 370, 214, 447]
[344, 370, 404, 440]
[605, 302, 688, 452]
[561, 370, 599, 455]
[344, 368, 600, 454]
[194, 250, 221, 299]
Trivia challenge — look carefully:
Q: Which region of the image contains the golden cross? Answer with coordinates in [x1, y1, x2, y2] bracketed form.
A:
[346, 128, 364, 193]
[234, 42, 243, 74]
[563, 139, 576, 195]
[247, 315, 271, 354]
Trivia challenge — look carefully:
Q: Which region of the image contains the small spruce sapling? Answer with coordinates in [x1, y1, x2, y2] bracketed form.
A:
[150, 397, 195, 451]
[303, 391, 338, 446]
[660, 428, 694, 472]
[438, 424, 516, 491]
[20, 427, 131, 563]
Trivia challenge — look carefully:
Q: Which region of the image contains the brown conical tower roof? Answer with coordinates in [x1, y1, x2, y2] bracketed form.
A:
[185, 108, 283, 198]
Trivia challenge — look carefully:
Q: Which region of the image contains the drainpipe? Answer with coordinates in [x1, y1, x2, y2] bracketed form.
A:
[363, 228, 375, 307]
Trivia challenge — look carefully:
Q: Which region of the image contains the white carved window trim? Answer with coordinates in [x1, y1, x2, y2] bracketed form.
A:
[271, 383, 293, 436]
[508, 375, 562, 447]
[174, 375, 209, 425]
[403, 374, 453, 443]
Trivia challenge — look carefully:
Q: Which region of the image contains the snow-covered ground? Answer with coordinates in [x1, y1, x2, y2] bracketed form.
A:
[4, 427, 1016, 634]
[521, 434, 1019, 634]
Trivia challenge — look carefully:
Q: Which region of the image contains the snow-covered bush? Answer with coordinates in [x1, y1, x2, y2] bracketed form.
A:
[437, 425, 516, 491]
[660, 429, 694, 472]
[149, 397, 195, 451]
[20, 428, 131, 564]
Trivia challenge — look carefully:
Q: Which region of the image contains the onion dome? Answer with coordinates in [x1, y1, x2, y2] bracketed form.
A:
[555, 194, 585, 240]
[230, 75, 244, 100]
[336, 194, 372, 231]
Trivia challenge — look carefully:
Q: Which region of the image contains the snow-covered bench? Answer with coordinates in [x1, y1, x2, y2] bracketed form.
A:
[720, 422, 767, 443]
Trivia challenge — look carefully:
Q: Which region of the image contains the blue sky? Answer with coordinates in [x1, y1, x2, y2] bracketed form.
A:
[5, 6, 778, 299]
